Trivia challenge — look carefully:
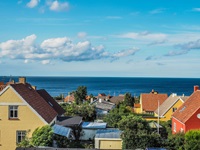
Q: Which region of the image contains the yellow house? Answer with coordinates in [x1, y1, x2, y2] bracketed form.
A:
[95, 129, 122, 149]
[139, 90, 168, 115]
[0, 77, 65, 150]
[154, 93, 188, 121]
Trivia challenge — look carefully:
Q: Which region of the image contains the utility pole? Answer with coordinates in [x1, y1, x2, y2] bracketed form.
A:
[157, 99, 160, 134]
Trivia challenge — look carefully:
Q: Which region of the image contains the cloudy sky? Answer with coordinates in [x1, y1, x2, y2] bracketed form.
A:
[1, 0, 200, 77]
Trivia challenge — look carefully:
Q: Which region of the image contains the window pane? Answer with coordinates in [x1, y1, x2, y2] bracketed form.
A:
[17, 131, 26, 143]
[9, 106, 18, 119]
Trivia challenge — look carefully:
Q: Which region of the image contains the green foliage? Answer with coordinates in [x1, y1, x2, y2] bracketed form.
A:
[17, 130, 33, 148]
[185, 130, 200, 150]
[74, 86, 87, 104]
[62, 102, 96, 121]
[31, 125, 53, 147]
[123, 92, 134, 107]
[165, 132, 185, 150]
[103, 104, 132, 128]
[118, 114, 164, 149]
[53, 94, 64, 100]
[54, 134, 70, 148]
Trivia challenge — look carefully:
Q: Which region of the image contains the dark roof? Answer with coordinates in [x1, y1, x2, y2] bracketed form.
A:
[141, 93, 168, 112]
[10, 83, 59, 124]
[109, 96, 124, 104]
[37, 89, 65, 115]
[56, 116, 83, 127]
[172, 90, 200, 123]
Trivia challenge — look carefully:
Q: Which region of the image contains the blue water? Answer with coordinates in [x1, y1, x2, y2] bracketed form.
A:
[1, 76, 200, 97]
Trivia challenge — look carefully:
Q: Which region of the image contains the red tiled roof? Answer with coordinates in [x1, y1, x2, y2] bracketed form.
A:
[134, 103, 141, 108]
[37, 89, 65, 115]
[172, 90, 200, 123]
[64, 94, 75, 102]
[10, 83, 59, 124]
[141, 93, 168, 112]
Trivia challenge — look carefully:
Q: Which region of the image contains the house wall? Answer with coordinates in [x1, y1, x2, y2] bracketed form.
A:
[95, 138, 122, 149]
[185, 108, 200, 132]
[172, 117, 185, 134]
[0, 87, 46, 150]
[161, 99, 184, 121]
[134, 107, 141, 113]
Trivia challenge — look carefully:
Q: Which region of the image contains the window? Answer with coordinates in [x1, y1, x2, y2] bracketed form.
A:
[180, 128, 184, 132]
[174, 122, 176, 132]
[16, 131, 26, 143]
[9, 106, 18, 119]
[172, 107, 177, 112]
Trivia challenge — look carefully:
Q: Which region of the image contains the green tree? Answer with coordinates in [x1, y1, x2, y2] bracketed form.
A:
[165, 132, 185, 150]
[118, 114, 163, 149]
[123, 92, 134, 107]
[31, 125, 53, 147]
[185, 130, 200, 150]
[61, 103, 96, 121]
[103, 104, 132, 128]
[17, 130, 32, 148]
[74, 86, 87, 104]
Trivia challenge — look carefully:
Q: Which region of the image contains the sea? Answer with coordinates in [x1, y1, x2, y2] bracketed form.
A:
[1, 76, 200, 97]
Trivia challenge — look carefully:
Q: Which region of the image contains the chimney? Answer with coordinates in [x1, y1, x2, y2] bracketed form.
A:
[99, 98, 102, 103]
[90, 97, 93, 103]
[19, 77, 26, 84]
[31, 86, 37, 90]
[194, 85, 199, 92]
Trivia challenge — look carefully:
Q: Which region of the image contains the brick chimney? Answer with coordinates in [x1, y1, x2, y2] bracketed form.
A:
[19, 77, 26, 84]
[194, 85, 199, 92]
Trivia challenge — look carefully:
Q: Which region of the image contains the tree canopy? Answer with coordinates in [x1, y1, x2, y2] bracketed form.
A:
[118, 114, 162, 149]
[61, 102, 96, 121]
[31, 125, 53, 147]
[123, 92, 134, 107]
[74, 86, 87, 104]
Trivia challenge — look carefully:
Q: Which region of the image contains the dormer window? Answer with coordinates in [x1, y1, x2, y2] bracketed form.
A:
[9, 106, 18, 119]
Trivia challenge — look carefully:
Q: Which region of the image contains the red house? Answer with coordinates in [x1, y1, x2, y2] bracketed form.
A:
[172, 85, 200, 134]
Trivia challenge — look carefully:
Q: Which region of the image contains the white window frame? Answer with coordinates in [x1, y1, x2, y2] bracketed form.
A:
[174, 122, 176, 132]
[9, 105, 18, 119]
[16, 131, 26, 143]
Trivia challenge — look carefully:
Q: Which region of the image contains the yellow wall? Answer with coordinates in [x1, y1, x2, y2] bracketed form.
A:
[160, 99, 183, 121]
[134, 108, 141, 113]
[0, 87, 47, 150]
[99, 140, 122, 149]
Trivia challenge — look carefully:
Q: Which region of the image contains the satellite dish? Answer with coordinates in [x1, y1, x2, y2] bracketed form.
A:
[197, 114, 200, 119]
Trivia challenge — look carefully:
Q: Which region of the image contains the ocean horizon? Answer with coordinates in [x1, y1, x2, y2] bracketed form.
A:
[1, 76, 200, 97]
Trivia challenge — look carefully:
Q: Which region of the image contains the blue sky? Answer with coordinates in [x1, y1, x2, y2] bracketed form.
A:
[1, 0, 200, 77]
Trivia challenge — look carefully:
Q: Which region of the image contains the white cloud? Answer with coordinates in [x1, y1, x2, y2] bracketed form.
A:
[0, 35, 139, 63]
[118, 31, 167, 43]
[41, 60, 50, 65]
[175, 39, 200, 50]
[77, 32, 87, 38]
[106, 16, 122, 19]
[0, 34, 37, 59]
[27, 0, 40, 8]
[113, 48, 139, 57]
[149, 8, 166, 14]
[192, 8, 200, 12]
[49, 0, 69, 12]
